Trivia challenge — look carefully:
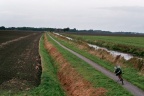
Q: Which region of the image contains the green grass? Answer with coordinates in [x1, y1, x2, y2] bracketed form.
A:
[28, 35, 65, 96]
[46, 33, 133, 96]
[63, 34, 144, 57]
[49, 33, 144, 91]
[66, 35, 144, 48]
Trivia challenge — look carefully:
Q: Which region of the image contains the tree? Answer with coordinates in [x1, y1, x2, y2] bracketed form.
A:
[0, 26, 6, 30]
[63, 27, 70, 32]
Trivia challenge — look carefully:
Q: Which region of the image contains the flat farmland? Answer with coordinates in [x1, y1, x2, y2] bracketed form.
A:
[66, 35, 144, 48]
[0, 31, 42, 93]
[64, 34, 144, 57]
[0, 30, 34, 44]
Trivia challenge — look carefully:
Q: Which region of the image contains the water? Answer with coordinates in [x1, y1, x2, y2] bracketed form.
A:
[53, 33, 63, 37]
[66, 37, 73, 40]
[88, 44, 133, 60]
[53, 32, 73, 40]
[53, 32, 133, 60]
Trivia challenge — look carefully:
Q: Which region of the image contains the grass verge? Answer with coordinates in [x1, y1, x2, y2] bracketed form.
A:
[28, 35, 65, 96]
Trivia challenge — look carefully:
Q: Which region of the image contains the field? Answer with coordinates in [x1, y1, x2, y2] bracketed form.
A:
[73, 35, 144, 48]
[0, 31, 66, 96]
[0, 31, 143, 96]
[63, 34, 144, 57]
[0, 30, 34, 44]
[0, 31, 42, 95]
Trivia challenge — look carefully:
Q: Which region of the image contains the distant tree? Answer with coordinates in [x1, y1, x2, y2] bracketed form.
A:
[0, 26, 6, 30]
[48, 28, 55, 32]
[63, 27, 70, 32]
[88, 29, 94, 32]
[8, 27, 16, 30]
[73, 28, 77, 31]
[69, 28, 77, 32]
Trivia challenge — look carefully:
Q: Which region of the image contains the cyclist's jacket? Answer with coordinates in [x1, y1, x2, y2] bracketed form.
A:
[115, 68, 122, 76]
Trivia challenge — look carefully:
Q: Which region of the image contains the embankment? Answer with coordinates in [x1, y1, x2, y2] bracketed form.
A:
[44, 34, 107, 96]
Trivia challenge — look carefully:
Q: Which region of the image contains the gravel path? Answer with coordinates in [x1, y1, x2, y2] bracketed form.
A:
[48, 34, 144, 96]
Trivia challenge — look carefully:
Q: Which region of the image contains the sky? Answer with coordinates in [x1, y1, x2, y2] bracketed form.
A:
[0, 0, 144, 33]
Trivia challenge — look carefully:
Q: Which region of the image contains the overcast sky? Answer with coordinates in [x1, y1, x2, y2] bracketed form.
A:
[0, 0, 144, 33]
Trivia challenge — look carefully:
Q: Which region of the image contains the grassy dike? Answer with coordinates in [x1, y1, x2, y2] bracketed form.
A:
[46, 33, 133, 96]
[50, 33, 144, 90]
[28, 35, 65, 96]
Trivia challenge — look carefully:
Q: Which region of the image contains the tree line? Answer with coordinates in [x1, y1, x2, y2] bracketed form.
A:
[0, 26, 143, 36]
[0, 26, 76, 32]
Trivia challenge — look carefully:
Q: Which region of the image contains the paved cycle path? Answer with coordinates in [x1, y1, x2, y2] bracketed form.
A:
[48, 34, 144, 96]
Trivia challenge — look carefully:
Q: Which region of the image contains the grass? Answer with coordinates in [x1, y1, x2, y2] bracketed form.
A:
[28, 35, 65, 96]
[49, 33, 144, 91]
[63, 34, 144, 57]
[46, 33, 133, 96]
[66, 35, 144, 48]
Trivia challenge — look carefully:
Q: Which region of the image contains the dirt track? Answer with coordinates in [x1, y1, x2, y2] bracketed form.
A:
[48, 34, 144, 96]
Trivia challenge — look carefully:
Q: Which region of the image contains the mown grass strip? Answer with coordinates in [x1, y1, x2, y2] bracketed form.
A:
[28, 35, 65, 96]
[50, 33, 144, 90]
[46, 33, 133, 96]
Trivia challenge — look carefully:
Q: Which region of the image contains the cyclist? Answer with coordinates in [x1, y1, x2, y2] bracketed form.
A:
[114, 65, 124, 85]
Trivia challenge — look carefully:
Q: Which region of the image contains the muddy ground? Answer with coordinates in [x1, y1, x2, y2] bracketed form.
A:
[0, 30, 34, 44]
[0, 32, 42, 92]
